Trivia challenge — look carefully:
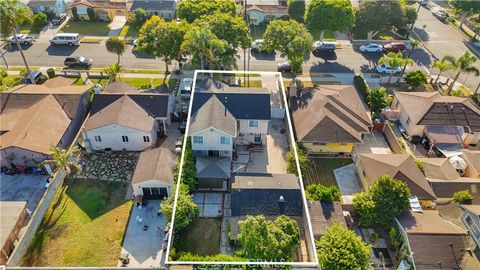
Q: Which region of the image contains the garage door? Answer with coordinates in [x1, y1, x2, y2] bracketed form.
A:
[142, 187, 168, 200]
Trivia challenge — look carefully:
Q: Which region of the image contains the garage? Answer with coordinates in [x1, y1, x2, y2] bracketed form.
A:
[131, 147, 176, 200]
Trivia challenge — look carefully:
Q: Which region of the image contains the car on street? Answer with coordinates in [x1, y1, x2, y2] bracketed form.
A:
[179, 78, 193, 91]
[180, 90, 191, 100]
[64, 56, 93, 69]
[313, 41, 336, 52]
[432, 9, 448, 22]
[7, 34, 34, 45]
[419, 0, 428, 6]
[23, 71, 47, 84]
[359, 43, 384, 53]
[473, 40, 480, 48]
[383, 42, 406, 53]
[251, 39, 266, 52]
[49, 33, 81, 46]
[51, 14, 67, 25]
[277, 62, 293, 73]
[376, 64, 401, 74]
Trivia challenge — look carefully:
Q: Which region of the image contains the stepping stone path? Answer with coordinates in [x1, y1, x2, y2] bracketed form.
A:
[76, 152, 139, 183]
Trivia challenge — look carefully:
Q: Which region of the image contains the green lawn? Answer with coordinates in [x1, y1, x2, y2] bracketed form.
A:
[60, 22, 110, 36]
[175, 218, 222, 256]
[309, 30, 336, 41]
[119, 24, 140, 38]
[21, 179, 132, 266]
[240, 79, 262, 87]
[72, 77, 108, 88]
[302, 158, 353, 187]
[19, 23, 44, 34]
[120, 77, 177, 89]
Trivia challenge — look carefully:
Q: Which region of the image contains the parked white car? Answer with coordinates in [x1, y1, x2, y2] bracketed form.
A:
[359, 43, 384, 53]
[376, 64, 401, 74]
[251, 39, 264, 51]
[8, 34, 34, 45]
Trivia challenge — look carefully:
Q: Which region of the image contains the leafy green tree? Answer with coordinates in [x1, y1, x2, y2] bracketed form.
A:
[71, 7, 79, 20]
[317, 224, 371, 270]
[105, 37, 125, 65]
[471, 93, 480, 106]
[368, 87, 391, 112]
[305, 184, 341, 202]
[137, 16, 186, 74]
[0, 0, 35, 84]
[177, 0, 237, 23]
[452, 190, 474, 204]
[175, 138, 197, 192]
[288, 0, 306, 22]
[378, 52, 414, 84]
[404, 5, 418, 26]
[401, 39, 421, 76]
[129, 8, 149, 26]
[286, 143, 308, 176]
[181, 26, 227, 70]
[87, 7, 95, 21]
[262, 19, 313, 73]
[353, 176, 411, 227]
[238, 215, 300, 261]
[354, 0, 406, 40]
[33, 12, 47, 27]
[443, 51, 480, 94]
[304, 0, 354, 41]
[41, 145, 81, 174]
[177, 252, 247, 262]
[449, 0, 480, 29]
[405, 70, 428, 88]
[432, 56, 457, 84]
[104, 63, 121, 83]
[161, 187, 199, 231]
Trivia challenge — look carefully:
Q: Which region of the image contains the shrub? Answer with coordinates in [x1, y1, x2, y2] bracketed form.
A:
[452, 190, 473, 204]
[471, 93, 480, 106]
[33, 12, 47, 27]
[129, 8, 149, 26]
[286, 143, 308, 175]
[288, 0, 306, 22]
[87, 7, 96, 21]
[306, 184, 341, 202]
[46, 68, 55, 79]
[72, 7, 79, 20]
[354, 74, 370, 103]
[0, 67, 7, 85]
[368, 87, 391, 112]
[415, 159, 425, 174]
[405, 70, 428, 88]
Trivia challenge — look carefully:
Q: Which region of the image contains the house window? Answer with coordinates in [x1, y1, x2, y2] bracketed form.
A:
[122, 136, 129, 143]
[94, 135, 102, 142]
[406, 117, 411, 125]
[143, 136, 150, 143]
[249, 120, 259, 128]
[77, 6, 88, 15]
[465, 215, 480, 240]
[193, 136, 203, 144]
[220, 136, 230, 144]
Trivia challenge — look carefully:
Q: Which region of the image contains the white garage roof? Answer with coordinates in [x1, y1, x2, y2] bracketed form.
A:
[131, 147, 177, 185]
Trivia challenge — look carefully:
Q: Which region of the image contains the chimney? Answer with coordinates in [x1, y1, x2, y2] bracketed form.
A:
[224, 96, 228, 116]
[278, 195, 285, 214]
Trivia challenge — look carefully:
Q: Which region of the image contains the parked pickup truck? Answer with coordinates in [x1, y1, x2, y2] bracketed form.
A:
[313, 41, 336, 53]
[7, 34, 34, 45]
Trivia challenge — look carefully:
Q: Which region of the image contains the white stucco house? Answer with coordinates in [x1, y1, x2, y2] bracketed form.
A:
[246, 0, 288, 26]
[131, 147, 176, 200]
[82, 93, 171, 152]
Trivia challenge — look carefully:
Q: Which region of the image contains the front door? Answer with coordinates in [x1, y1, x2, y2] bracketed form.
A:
[254, 134, 261, 144]
[208, 150, 220, 157]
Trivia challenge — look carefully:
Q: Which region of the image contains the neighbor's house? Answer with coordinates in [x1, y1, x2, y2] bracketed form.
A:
[82, 93, 172, 152]
[391, 92, 480, 148]
[0, 201, 28, 265]
[129, 0, 176, 20]
[308, 201, 348, 240]
[397, 210, 469, 270]
[28, 0, 67, 15]
[460, 205, 480, 248]
[131, 147, 176, 200]
[69, 0, 129, 21]
[356, 154, 437, 204]
[290, 85, 372, 155]
[0, 78, 91, 168]
[246, 0, 288, 25]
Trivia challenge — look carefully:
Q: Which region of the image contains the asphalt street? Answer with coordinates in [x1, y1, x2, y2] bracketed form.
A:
[1, 4, 479, 89]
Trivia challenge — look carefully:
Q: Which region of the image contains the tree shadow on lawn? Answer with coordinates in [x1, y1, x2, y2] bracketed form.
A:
[174, 218, 222, 257]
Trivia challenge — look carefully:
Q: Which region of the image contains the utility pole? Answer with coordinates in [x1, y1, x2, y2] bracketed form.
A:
[243, 0, 247, 86]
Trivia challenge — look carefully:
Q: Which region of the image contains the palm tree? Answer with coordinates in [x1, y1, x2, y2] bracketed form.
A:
[378, 52, 414, 84]
[432, 56, 457, 84]
[400, 39, 421, 77]
[105, 37, 125, 65]
[444, 51, 480, 95]
[41, 145, 81, 174]
[0, 0, 36, 84]
[104, 63, 121, 83]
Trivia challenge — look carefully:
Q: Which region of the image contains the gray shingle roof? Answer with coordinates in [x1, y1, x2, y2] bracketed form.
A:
[130, 0, 176, 11]
[189, 95, 236, 135]
[196, 156, 231, 179]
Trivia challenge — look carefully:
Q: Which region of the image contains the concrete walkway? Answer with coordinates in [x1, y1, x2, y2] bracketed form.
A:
[108, 16, 126, 37]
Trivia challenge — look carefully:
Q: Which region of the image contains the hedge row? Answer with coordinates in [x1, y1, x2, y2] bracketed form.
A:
[354, 74, 370, 104]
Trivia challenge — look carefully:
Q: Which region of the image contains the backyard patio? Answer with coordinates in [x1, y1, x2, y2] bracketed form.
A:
[21, 179, 132, 267]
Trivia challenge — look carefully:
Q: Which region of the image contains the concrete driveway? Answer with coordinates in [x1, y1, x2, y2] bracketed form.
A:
[334, 164, 363, 204]
[0, 173, 48, 213]
[354, 132, 392, 155]
[119, 200, 166, 268]
[108, 16, 126, 37]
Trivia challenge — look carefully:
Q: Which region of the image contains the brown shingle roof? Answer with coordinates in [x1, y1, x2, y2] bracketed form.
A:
[84, 95, 155, 132]
[359, 154, 436, 200]
[131, 147, 176, 185]
[418, 158, 460, 180]
[460, 204, 480, 215]
[233, 173, 299, 190]
[308, 201, 346, 240]
[102, 82, 137, 94]
[395, 92, 480, 131]
[462, 149, 480, 173]
[70, 0, 127, 9]
[291, 85, 372, 143]
[246, 4, 288, 14]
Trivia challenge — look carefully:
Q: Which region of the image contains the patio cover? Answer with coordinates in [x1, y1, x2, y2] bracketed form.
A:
[424, 125, 463, 145]
[196, 157, 231, 179]
[436, 144, 463, 158]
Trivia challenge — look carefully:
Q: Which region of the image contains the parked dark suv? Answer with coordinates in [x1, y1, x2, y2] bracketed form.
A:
[64, 56, 93, 69]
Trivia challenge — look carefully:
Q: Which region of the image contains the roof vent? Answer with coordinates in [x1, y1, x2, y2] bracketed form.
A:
[247, 181, 253, 186]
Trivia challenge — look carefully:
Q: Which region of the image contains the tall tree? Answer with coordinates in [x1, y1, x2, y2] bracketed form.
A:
[432, 56, 457, 84]
[41, 145, 81, 174]
[449, 0, 480, 29]
[104, 63, 121, 83]
[262, 20, 313, 73]
[177, 0, 237, 23]
[353, 176, 411, 227]
[304, 0, 354, 41]
[444, 51, 480, 94]
[368, 87, 391, 113]
[288, 0, 306, 22]
[0, 0, 35, 84]
[238, 215, 300, 261]
[317, 224, 371, 270]
[137, 16, 186, 74]
[378, 52, 414, 84]
[161, 186, 199, 231]
[400, 39, 421, 76]
[354, 0, 406, 41]
[181, 26, 228, 70]
[105, 37, 125, 65]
